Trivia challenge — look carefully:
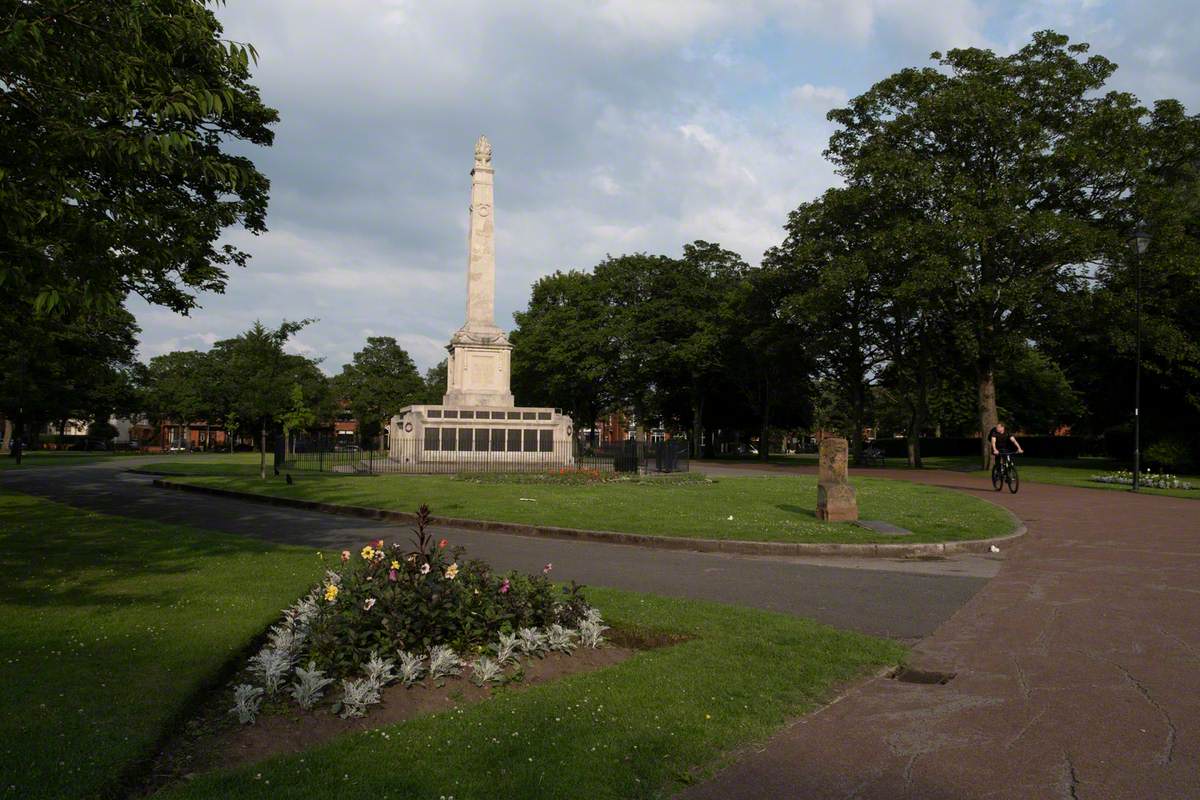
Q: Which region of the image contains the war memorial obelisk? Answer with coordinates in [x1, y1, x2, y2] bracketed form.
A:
[388, 137, 574, 468]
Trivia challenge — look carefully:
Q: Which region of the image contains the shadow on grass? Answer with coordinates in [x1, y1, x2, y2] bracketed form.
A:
[0, 499, 282, 610]
[775, 504, 818, 519]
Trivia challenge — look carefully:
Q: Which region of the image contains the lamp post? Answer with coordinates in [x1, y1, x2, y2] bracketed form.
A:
[1130, 221, 1151, 492]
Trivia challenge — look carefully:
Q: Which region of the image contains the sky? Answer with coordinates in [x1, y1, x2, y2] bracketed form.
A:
[129, 0, 1200, 374]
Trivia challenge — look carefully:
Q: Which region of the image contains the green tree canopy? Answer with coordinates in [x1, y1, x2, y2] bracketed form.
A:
[825, 30, 1151, 464]
[210, 320, 317, 478]
[1, 0, 278, 314]
[332, 337, 423, 443]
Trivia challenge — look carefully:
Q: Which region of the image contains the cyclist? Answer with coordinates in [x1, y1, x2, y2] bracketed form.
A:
[988, 422, 1023, 478]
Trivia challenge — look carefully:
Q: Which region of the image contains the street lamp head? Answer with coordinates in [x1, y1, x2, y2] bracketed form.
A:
[1130, 221, 1151, 255]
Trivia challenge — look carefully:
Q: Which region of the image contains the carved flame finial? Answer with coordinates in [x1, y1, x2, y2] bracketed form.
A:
[474, 135, 492, 167]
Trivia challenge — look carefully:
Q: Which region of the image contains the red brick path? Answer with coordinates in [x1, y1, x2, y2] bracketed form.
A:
[681, 467, 1200, 799]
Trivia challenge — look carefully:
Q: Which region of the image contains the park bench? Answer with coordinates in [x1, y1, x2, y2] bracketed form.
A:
[854, 446, 886, 468]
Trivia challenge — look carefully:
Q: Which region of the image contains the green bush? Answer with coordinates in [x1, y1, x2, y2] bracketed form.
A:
[1145, 437, 1196, 471]
[303, 505, 588, 676]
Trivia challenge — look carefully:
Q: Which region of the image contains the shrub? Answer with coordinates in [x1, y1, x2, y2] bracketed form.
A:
[299, 506, 591, 676]
[397, 650, 425, 686]
[290, 662, 334, 710]
[230, 684, 264, 724]
[337, 678, 380, 719]
[1145, 437, 1196, 471]
[429, 645, 463, 680]
[229, 505, 610, 723]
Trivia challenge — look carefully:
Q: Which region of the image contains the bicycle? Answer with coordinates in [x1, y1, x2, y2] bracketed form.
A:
[991, 452, 1020, 494]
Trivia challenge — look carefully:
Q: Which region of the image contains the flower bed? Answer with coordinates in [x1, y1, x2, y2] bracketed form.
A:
[1090, 470, 1195, 490]
[229, 505, 609, 723]
[454, 469, 711, 486]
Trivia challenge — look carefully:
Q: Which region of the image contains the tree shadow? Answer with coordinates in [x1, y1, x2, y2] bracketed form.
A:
[776, 504, 818, 519]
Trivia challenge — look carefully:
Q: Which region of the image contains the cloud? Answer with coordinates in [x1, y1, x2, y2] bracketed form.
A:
[128, 0, 1193, 376]
[789, 83, 850, 109]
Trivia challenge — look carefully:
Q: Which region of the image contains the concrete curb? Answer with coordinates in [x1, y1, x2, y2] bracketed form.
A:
[148, 477, 1027, 558]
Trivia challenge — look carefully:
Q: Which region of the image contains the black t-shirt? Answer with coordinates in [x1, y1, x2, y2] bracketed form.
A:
[988, 427, 1016, 453]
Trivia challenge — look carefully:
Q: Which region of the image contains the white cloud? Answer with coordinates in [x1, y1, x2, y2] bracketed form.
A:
[789, 83, 849, 109]
[127, 0, 1191, 375]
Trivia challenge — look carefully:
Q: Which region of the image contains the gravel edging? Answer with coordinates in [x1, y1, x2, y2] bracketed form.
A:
[148, 477, 1027, 558]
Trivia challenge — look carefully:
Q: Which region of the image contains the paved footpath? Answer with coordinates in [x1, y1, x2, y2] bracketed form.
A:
[681, 465, 1200, 800]
[0, 460, 996, 640]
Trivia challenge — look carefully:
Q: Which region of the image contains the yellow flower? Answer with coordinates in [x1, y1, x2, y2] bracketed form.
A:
[324, 584, 339, 603]
[361, 545, 375, 561]
[444, 563, 459, 580]
[391, 560, 401, 571]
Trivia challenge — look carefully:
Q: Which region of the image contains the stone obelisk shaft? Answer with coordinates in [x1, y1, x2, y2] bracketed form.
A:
[443, 136, 513, 407]
[465, 137, 496, 331]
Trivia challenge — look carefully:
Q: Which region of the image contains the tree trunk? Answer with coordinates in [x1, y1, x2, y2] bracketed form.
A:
[850, 377, 866, 464]
[260, 422, 267, 480]
[908, 348, 930, 469]
[690, 383, 705, 460]
[977, 358, 998, 470]
[906, 405, 924, 468]
[758, 374, 771, 462]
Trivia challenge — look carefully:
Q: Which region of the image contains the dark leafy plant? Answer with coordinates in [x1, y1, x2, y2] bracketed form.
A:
[301, 506, 587, 676]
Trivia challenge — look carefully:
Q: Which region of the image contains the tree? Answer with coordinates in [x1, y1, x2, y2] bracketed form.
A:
[511, 268, 617, 431]
[332, 337, 423, 445]
[279, 383, 317, 455]
[1, 0, 278, 314]
[212, 320, 315, 479]
[826, 31, 1149, 466]
[769, 188, 884, 461]
[0, 296, 139, 460]
[422, 360, 448, 404]
[143, 350, 211, 448]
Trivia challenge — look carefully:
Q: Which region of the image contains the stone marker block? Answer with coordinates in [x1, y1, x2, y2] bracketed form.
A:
[817, 481, 859, 522]
[819, 437, 849, 484]
[816, 437, 858, 522]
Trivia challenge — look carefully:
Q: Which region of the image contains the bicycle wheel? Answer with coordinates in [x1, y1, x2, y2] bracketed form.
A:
[1007, 463, 1019, 494]
[991, 462, 1003, 490]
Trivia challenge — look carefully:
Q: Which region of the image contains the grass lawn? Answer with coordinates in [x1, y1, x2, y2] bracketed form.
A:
[0, 489, 904, 800]
[0, 491, 321, 800]
[158, 587, 902, 800]
[910, 455, 1200, 500]
[700, 453, 1200, 500]
[0, 451, 157, 470]
[141, 462, 1016, 544]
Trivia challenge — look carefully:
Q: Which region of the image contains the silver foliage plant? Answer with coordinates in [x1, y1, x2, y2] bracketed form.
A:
[546, 624, 577, 653]
[338, 678, 381, 719]
[248, 647, 294, 695]
[364, 651, 397, 691]
[517, 626, 548, 656]
[397, 650, 425, 686]
[578, 617, 609, 648]
[230, 684, 264, 724]
[495, 632, 520, 666]
[428, 645, 462, 679]
[471, 655, 502, 686]
[290, 661, 334, 710]
[268, 623, 306, 658]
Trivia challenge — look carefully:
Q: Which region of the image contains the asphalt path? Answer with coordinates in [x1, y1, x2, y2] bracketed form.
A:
[0, 459, 999, 641]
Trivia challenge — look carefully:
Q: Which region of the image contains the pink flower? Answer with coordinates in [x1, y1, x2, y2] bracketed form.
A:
[438, 538, 448, 549]
[542, 563, 553, 574]
[388, 568, 398, 582]
[340, 550, 350, 562]
[363, 598, 376, 611]
[499, 579, 510, 594]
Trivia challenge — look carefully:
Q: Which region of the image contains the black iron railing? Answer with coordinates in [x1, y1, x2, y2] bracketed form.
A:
[284, 435, 689, 476]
